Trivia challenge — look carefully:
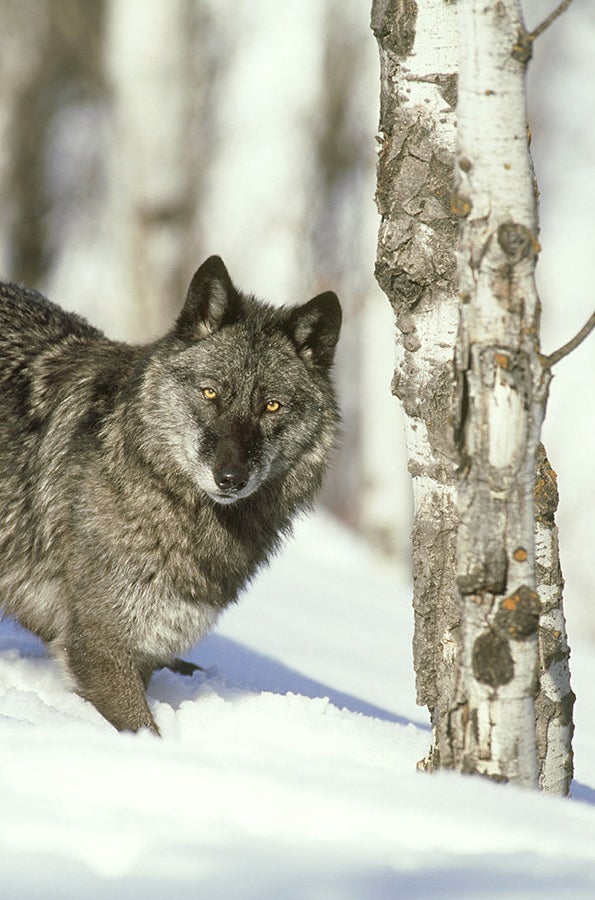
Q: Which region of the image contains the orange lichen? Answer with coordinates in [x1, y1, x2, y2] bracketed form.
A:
[513, 547, 528, 562]
[450, 192, 472, 218]
[496, 586, 541, 641]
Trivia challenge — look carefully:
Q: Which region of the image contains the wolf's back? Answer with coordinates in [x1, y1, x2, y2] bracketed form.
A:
[0, 282, 133, 600]
[0, 281, 103, 363]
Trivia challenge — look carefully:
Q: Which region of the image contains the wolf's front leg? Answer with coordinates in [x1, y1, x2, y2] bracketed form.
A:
[65, 638, 159, 734]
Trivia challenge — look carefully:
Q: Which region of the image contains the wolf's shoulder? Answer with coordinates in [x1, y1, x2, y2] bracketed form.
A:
[0, 281, 104, 346]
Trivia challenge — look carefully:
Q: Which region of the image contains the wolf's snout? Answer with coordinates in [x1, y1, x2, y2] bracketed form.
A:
[214, 462, 249, 494]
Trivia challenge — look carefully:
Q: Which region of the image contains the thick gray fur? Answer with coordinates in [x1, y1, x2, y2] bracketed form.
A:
[0, 256, 341, 733]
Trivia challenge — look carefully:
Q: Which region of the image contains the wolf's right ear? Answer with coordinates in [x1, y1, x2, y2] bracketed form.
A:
[174, 256, 238, 341]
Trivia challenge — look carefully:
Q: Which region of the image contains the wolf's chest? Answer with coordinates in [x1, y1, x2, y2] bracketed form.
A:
[121, 579, 221, 660]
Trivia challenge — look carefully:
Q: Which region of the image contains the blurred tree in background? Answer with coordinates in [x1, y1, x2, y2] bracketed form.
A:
[0, 0, 410, 559]
[0, 1, 104, 285]
[0, 0, 592, 637]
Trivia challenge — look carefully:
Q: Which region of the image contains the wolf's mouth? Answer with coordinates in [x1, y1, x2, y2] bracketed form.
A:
[210, 492, 242, 505]
[208, 488, 254, 505]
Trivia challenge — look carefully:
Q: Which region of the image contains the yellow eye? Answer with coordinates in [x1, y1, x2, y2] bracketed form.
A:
[203, 387, 217, 400]
[265, 400, 281, 414]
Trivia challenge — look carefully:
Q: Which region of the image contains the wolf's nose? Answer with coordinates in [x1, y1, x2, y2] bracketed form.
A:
[214, 464, 249, 493]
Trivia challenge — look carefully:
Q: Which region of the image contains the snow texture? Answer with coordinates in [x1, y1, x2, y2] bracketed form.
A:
[2, 513, 595, 898]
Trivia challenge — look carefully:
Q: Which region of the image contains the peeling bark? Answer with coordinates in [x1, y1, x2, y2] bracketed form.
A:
[372, 0, 461, 770]
[453, 0, 554, 789]
[534, 445, 574, 794]
[373, 0, 574, 792]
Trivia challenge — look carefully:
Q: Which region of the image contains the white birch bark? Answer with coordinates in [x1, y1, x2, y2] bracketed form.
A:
[452, 0, 570, 788]
[372, 0, 462, 768]
[373, 0, 574, 792]
[534, 445, 574, 793]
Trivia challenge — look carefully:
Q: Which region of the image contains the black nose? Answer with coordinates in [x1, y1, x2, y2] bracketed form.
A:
[214, 463, 249, 493]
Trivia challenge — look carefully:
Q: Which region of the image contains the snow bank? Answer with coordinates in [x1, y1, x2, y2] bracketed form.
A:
[1, 514, 595, 898]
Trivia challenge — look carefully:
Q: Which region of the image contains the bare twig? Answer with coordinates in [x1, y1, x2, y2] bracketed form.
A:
[530, 0, 575, 40]
[545, 311, 595, 367]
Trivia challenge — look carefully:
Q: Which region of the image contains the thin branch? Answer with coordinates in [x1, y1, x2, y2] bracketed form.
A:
[545, 311, 595, 367]
[530, 0, 575, 40]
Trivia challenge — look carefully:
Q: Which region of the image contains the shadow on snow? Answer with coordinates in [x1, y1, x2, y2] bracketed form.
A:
[0, 616, 427, 731]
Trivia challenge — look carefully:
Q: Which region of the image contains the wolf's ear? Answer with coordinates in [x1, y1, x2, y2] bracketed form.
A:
[174, 256, 238, 341]
[286, 292, 342, 369]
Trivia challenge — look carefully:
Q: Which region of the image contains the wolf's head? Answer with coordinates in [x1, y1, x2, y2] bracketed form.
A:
[141, 256, 341, 507]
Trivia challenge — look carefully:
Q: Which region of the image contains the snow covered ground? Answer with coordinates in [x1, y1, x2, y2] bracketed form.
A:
[1, 513, 595, 898]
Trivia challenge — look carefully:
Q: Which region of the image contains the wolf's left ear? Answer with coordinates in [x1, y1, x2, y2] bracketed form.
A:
[286, 292, 342, 369]
[174, 256, 239, 341]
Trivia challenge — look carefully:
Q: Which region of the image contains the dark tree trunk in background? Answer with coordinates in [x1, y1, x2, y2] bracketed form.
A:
[2, 0, 105, 286]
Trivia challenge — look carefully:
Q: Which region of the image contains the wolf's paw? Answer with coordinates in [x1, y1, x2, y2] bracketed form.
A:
[166, 658, 204, 677]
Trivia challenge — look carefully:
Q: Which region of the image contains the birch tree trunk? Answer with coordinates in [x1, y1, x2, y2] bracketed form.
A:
[104, 0, 199, 340]
[371, 0, 462, 771]
[452, 0, 574, 790]
[373, 0, 574, 792]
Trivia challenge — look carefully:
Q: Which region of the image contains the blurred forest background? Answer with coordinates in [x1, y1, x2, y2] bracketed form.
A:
[0, 1, 593, 638]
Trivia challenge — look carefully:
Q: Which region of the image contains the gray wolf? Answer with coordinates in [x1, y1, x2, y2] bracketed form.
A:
[0, 256, 341, 733]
